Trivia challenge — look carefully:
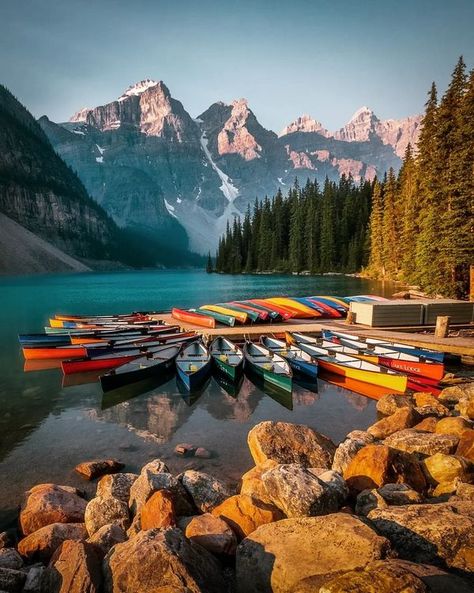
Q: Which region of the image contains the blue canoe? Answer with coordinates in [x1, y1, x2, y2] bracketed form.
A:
[261, 336, 318, 379]
[176, 341, 212, 390]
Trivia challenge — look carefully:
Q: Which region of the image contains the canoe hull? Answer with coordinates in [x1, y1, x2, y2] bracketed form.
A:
[22, 346, 87, 360]
[62, 354, 140, 375]
[172, 308, 216, 328]
[176, 358, 212, 390]
[318, 359, 407, 393]
[100, 352, 178, 392]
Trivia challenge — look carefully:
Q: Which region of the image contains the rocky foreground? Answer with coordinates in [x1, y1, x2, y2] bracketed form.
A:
[1, 383, 474, 592]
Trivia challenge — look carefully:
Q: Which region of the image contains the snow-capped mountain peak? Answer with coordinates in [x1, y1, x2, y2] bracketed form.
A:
[118, 79, 160, 101]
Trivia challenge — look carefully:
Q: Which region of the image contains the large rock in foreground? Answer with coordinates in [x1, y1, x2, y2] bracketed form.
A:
[20, 484, 87, 536]
[41, 540, 102, 593]
[343, 445, 426, 493]
[211, 494, 283, 539]
[384, 429, 459, 456]
[368, 502, 474, 572]
[184, 513, 237, 555]
[236, 513, 391, 593]
[180, 470, 231, 513]
[18, 522, 87, 563]
[103, 528, 225, 593]
[96, 473, 138, 504]
[247, 421, 336, 468]
[84, 496, 130, 536]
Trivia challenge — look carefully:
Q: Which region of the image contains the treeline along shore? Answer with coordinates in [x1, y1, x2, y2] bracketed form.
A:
[2, 383, 474, 591]
[212, 58, 474, 299]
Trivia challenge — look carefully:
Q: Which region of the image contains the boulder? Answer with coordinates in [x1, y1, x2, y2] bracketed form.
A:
[84, 496, 130, 537]
[367, 407, 421, 439]
[414, 393, 449, 417]
[457, 399, 474, 421]
[261, 464, 347, 518]
[212, 494, 283, 539]
[0, 533, 14, 550]
[96, 473, 138, 504]
[240, 459, 277, 504]
[74, 459, 124, 481]
[379, 559, 474, 593]
[422, 453, 474, 492]
[317, 559, 427, 593]
[376, 394, 414, 416]
[457, 429, 474, 462]
[129, 462, 194, 516]
[332, 432, 374, 474]
[236, 514, 392, 593]
[174, 443, 196, 456]
[0, 550, 22, 571]
[355, 489, 388, 516]
[20, 484, 87, 536]
[140, 489, 176, 530]
[127, 459, 168, 513]
[23, 564, 44, 592]
[368, 502, 474, 571]
[18, 522, 87, 563]
[247, 421, 336, 468]
[438, 383, 474, 406]
[378, 483, 424, 505]
[87, 523, 127, 558]
[413, 417, 438, 432]
[103, 527, 225, 593]
[180, 470, 231, 512]
[384, 429, 459, 456]
[0, 568, 25, 592]
[343, 445, 426, 493]
[455, 480, 474, 501]
[435, 417, 471, 438]
[41, 540, 102, 593]
[185, 513, 237, 555]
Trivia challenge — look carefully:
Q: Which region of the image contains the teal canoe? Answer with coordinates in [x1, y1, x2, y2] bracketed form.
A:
[192, 308, 235, 327]
[218, 303, 261, 323]
[243, 342, 292, 392]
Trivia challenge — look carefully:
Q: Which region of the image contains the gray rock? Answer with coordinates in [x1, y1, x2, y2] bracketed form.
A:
[87, 523, 127, 557]
[23, 565, 44, 593]
[180, 470, 231, 513]
[96, 473, 138, 504]
[128, 459, 169, 514]
[0, 568, 26, 592]
[378, 483, 424, 505]
[236, 514, 392, 593]
[0, 550, 22, 571]
[368, 502, 474, 571]
[384, 429, 459, 456]
[84, 496, 130, 536]
[355, 489, 388, 516]
[103, 527, 226, 593]
[261, 464, 346, 517]
[332, 432, 374, 474]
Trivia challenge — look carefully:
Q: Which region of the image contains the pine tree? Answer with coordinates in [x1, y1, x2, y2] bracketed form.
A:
[382, 168, 399, 276]
[367, 180, 384, 276]
[319, 178, 335, 271]
[206, 251, 213, 273]
[398, 144, 419, 282]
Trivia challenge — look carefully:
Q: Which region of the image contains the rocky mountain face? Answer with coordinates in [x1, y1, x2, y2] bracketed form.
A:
[42, 79, 421, 254]
[0, 84, 121, 266]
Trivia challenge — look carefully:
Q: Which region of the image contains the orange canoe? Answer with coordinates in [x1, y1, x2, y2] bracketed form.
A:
[22, 345, 87, 360]
[172, 308, 216, 329]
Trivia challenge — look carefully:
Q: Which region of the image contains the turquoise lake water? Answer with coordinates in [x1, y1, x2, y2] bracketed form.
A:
[0, 270, 401, 529]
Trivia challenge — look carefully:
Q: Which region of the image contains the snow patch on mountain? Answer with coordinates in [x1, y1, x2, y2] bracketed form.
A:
[164, 198, 178, 218]
[199, 132, 239, 202]
[118, 79, 159, 101]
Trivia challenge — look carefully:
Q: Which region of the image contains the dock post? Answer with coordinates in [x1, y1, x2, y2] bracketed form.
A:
[434, 316, 450, 338]
[470, 265, 474, 302]
[346, 311, 355, 325]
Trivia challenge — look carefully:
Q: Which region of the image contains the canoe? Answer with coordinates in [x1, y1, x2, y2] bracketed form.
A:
[228, 302, 269, 321]
[176, 341, 212, 390]
[237, 301, 280, 321]
[62, 350, 148, 375]
[315, 296, 349, 309]
[22, 345, 87, 360]
[292, 298, 326, 315]
[220, 303, 261, 323]
[19, 334, 72, 347]
[210, 337, 244, 381]
[247, 299, 295, 320]
[192, 308, 235, 327]
[288, 335, 407, 393]
[70, 325, 180, 345]
[200, 305, 247, 324]
[100, 345, 181, 392]
[86, 332, 198, 357]
[172, 308, 216, 329]
[243, 342, 292, 392]
[321, 333, 445, 381]
[308, 297, 347, 314]
[323, 329, 445, 363]
[304, 298, 343, 318]
[264, 298, 320, 319]
[261, 336, 318, 379]
[55, 312, 156, 322]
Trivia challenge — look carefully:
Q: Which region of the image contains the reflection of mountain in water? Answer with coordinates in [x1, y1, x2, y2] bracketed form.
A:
[204, 377, 264, 422]
[317, 379, 370, 412]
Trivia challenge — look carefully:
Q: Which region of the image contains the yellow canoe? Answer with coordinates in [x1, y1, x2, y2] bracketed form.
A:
[200, 304, 248, 324]
[265, 298, 320, 319]
[49, 318, 65, 328]
[319, 358, 407, 393]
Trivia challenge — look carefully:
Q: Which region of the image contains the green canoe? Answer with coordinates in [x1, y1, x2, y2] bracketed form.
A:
[243, 342, 293, 392]
[210, 337, 244, 381]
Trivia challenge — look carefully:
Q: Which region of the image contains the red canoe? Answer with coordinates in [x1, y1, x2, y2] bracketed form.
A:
[249, 299, 295, 320]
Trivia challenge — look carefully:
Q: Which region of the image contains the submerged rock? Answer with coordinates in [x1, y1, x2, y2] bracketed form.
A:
[20, 484, 87, 536]
[74, 459, 124, 481]
[247, 421, 336, 468]
[103, 528, 225, 593]
[236, 514, 391, 593]
[18, 522, 87, 563]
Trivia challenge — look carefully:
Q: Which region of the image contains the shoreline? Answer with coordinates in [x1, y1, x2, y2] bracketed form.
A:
[2, 382, 474, 592]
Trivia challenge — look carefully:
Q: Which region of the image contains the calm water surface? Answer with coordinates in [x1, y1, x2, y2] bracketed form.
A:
[0, 270, 401, 529]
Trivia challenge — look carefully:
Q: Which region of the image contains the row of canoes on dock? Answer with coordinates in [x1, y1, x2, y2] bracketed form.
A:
[19, 311, 445, 396]
[171, 295, 387, 327]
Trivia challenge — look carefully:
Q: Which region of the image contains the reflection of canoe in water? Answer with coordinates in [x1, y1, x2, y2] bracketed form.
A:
[244, 368, 293, 410]
[24, 359, 63, 372]
[319, 370, 396, 400]
[210, 337, 244, 381]
[243, 342, 292, 393]
[100, 369, 175, 410]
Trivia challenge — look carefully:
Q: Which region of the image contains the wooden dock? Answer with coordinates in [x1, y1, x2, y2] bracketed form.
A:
[155, 314, 474, 357]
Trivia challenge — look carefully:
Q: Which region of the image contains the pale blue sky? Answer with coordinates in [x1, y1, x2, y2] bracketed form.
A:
[1, 0, 473, 131]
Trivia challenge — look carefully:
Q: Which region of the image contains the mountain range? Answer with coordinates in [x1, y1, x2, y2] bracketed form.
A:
[40, 79, 421, 254]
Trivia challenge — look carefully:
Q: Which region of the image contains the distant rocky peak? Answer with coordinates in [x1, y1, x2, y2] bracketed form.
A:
[334, 106, 379, 142]
[279, 114, 330, 137]
[348, 105, 378, 123]
[69, 107, 90, 123]
[118, 79, 160, 101]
